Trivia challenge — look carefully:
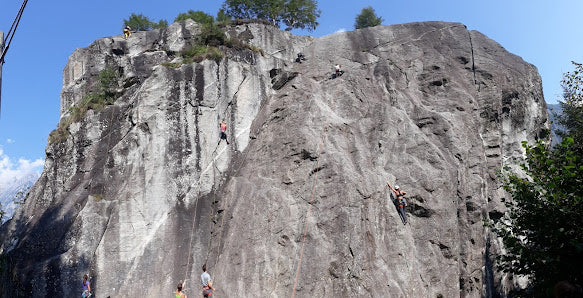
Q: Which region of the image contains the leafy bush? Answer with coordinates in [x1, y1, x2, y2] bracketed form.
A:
[198, 23, 226, 46]
[184, 45, 211, 58]
[153, 19, 169, 29]
[206, 47, 224, 62]
[124, 13, 155, 31]
[175, 10, 214, 25]
[182, 45, 224, 63]
[48, 67, 120, 144]
[225, 38, 264, 55]
[124, 13, 168, 31]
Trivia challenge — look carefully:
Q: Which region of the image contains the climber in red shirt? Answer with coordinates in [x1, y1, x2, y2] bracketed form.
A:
[387, 182, 408, 225]
[219, 121, 229, 145]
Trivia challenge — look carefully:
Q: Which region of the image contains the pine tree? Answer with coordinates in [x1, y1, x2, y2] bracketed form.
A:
[354, 6, 383, 29]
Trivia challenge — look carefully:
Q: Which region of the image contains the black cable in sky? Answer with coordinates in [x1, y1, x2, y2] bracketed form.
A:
[1, 0, 29, 64]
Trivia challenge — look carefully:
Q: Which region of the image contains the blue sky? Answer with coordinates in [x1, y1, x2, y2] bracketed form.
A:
[0, 0, 582, 189]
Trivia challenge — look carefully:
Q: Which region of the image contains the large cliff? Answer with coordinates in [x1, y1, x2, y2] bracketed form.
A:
[0, 20, 548, 297]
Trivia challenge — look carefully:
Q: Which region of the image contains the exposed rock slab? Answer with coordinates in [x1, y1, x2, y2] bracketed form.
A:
[0, 21, 547, 297]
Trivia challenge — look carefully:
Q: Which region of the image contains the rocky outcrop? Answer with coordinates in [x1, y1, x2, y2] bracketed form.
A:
[0, 20, 548, 297]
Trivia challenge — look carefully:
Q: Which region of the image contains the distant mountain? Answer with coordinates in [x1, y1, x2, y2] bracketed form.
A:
[547, 103, 563, 145]
[0, 172, 38, 223]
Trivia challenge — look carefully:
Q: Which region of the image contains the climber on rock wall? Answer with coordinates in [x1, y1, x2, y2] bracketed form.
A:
[219, 121, 229, 145]
[332, 64, 344, 79]
[387, 182, 408, 225]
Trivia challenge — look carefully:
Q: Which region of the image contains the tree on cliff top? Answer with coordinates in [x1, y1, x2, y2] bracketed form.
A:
[123, 13, 168, 31]
[491, 63, 583, 297]
[174, 10, 214, 25]
[354, 6, 383, 29]
[221, 0, 320, 31]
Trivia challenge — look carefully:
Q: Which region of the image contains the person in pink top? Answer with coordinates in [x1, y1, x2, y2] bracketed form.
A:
[219, 121, 229, 145]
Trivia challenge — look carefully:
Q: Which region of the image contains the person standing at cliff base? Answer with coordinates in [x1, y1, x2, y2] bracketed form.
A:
[387, 182, 408, 225]
[201, 264, 215, 297]
[176, 282, 187, 298]
[219, 121, 229, 144]
[82, 274, 91, 298]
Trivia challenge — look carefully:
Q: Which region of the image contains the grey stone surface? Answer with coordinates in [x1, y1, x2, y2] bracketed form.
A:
[0, 21, 548, 297]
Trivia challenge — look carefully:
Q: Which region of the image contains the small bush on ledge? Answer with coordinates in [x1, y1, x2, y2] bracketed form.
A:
[48, 67, 120, 144]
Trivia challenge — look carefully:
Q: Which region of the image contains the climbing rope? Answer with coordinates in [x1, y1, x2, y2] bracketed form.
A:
[182, 127, 225, 288]
[291, 77, 341, 298]
[182, 84, 254, 292]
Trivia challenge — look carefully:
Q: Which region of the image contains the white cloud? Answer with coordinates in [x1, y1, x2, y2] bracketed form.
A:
[6, 139, 14, 144]
[0, 147, 44, 193]
[334, 28, 346, 34]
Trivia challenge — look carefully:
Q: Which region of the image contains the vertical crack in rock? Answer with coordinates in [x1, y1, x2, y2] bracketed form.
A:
[467, 29, 478, 90]
[194, 63, 205, 173]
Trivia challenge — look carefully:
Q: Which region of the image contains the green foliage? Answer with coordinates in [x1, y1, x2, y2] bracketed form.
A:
[153, 19, 169, 29]
[281, 0, 320, 31]
[491, 138, 583, 296]
[98, 67, 118, 99]
[165, 45, 224, 66]
[354, 6, 383, 29]
[48, 67, 120, 144]
[224, 37, 264, 55]
[124, 13, 154, 31]
[558, 61, 583, 155]
[221, 0, 320, 31]
[174, 10, 214, 25]
[161, 62, 183, 68]
[198, 23, 226, 46]
[216, 8, 231, 24]
[222, 0, 256, 19]
[124, 13, 167, 31]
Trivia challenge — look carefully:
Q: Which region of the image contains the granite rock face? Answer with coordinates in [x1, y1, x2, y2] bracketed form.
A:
[0, 21, 548, 297]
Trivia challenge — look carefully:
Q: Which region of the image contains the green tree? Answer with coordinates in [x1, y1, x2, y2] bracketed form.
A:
[153, 19, 169, 29]
[491, 138, 583, 297]
[216, 8, 231, 24]
[174, 10, 214, 25]
[558, 61, 583, 155]
[489, 62, 583, 297]
[282, 0, 320, 31]
[221, 0, 256, 19]
[124, 13, 155, 31]
[222, 0, 320, 31]
[123, 13, 167, 31]
[354, 6, 383, 29]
